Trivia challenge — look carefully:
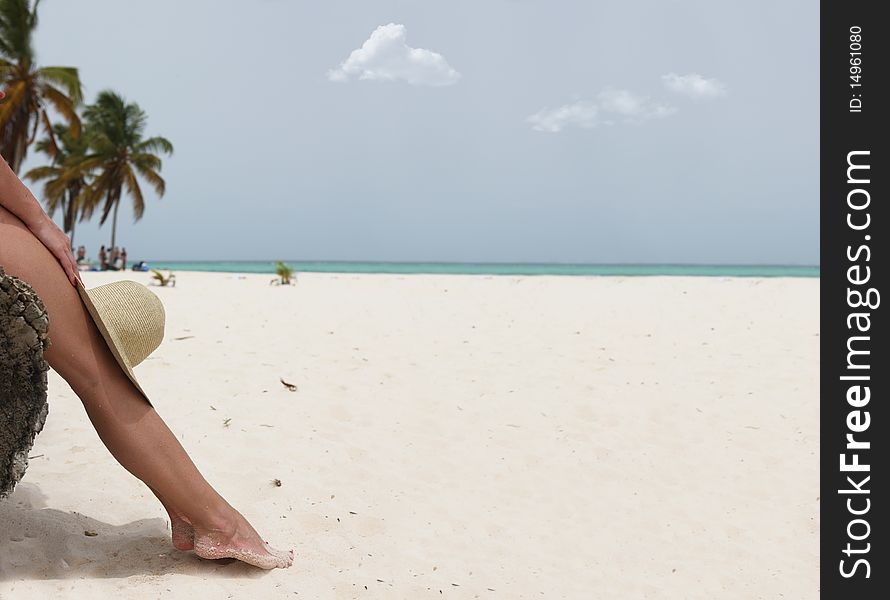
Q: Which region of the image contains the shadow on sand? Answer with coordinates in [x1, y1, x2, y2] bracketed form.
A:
[0, 483, 261, 580]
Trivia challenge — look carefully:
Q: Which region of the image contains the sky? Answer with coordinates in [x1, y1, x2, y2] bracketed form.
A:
[25, 0, 818, 265]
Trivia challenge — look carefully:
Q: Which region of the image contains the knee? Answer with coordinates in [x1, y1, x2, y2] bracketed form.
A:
[45, 352, 102, 401]
[70, 368, 107, 402]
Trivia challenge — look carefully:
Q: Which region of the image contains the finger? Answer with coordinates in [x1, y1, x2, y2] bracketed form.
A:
[64, 246, 82, 285]
[68, 255, 80, 286]
[60, 247, 78, 286]
[59, 248, 73, 283]
[67, 249, 80, 282]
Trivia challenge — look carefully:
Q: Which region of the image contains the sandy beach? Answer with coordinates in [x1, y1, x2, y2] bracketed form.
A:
[0, 271, 819, 599]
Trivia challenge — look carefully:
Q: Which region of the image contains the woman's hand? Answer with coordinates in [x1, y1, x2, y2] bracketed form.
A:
[0, 149, 77, 285]
[27, 216, 82, 287]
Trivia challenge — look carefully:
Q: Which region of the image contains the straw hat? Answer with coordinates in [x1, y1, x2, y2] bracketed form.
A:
[75, 279, 165, 406]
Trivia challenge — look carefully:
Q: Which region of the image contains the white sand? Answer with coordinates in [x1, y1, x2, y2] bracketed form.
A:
[0, 271, 819, 599]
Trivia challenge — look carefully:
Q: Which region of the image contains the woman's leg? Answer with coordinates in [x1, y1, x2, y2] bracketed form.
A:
[0, 206, 292, 568]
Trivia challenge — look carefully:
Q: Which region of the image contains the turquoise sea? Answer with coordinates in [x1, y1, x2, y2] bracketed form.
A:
[145, 261, 819, 278]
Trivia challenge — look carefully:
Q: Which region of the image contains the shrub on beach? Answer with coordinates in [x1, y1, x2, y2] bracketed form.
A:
[272, 261, 295, 286]
[150, 269, 176, 287]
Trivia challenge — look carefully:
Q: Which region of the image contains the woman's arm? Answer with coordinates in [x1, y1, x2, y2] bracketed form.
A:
[1, 154, 82, 286]
[0, 154, 52, 227]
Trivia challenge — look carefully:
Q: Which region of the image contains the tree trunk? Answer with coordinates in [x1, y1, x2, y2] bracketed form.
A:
[110, 200, 119, 249]
[65, 192, 77, 246]
[11, 125, 29, 175]
[10, 141, 23, 175]
[0, 267, 51, 498]
[68, 182, 84, 248]
[2, 108, 30, 174]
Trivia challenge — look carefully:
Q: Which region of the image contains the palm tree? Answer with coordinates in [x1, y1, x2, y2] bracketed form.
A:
[76, 90, 173, 249]
[24, 122, 91, 244]
[0, 0, 83, 173]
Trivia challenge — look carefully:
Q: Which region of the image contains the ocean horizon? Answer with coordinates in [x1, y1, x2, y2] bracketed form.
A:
[142, 261, 820, 278]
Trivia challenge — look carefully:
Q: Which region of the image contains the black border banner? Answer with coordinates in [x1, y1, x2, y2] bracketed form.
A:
[821, 2, 887, 597]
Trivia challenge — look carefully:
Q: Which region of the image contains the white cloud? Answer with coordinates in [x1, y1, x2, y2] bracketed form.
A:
[597, 89, 676, 120]
[662, 73, 727, 99]
[328, 23, 460, 86]
[526, 101, 599, 133]
[527, 89, 675, 133]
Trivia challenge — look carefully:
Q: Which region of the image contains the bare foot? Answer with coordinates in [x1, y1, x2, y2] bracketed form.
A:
[170, 515, 195, 551]
[157, 501, 195, 551]
[193, 511, 293, 569]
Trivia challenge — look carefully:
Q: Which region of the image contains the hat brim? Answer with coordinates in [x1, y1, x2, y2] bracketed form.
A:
[75, 279, 154, 407]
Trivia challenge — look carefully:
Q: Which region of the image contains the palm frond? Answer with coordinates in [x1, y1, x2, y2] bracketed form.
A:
[38, 84, 81, 135]
[98, 192, 116, 226]
[72, 181, 104, 221]
[132, 157, 165, 196]
[122, 165, 146, 220]
[22, 164, 58, 182]
[0, 79, 27, 123]
[130, 152, 162, 171]
[36, 66, 83, 104]
[0, 0, 36, 59]
[134, 135, 173, 156]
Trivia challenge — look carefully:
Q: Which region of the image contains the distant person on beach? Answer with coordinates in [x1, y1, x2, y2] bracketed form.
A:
[98, 245, 107, 271]
[121, 248, 127, 271]
[75, 245, 92, 271]
[107, 247, 122, 271]
[1, 151, 292, 569]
